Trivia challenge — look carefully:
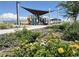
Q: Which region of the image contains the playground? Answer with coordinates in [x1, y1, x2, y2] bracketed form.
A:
[15, 2, 61, 26]
[0, 1, 62, 35]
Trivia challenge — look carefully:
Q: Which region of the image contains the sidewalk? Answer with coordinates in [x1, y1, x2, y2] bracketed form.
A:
[0, 25, 47, 35]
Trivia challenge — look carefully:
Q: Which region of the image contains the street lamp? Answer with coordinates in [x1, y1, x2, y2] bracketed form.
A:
[49, 8, 51, 25]
[16, 1, 20, 27]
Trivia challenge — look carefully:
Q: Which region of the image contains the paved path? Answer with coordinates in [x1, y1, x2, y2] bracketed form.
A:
[0, 24, 62, 35]
[0, 25, 47, 35]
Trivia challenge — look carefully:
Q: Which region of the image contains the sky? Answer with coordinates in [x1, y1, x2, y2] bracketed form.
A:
[0, 1, 65, 22]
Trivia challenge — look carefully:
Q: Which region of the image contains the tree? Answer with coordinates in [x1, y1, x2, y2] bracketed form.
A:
[58, 1, 79, 24]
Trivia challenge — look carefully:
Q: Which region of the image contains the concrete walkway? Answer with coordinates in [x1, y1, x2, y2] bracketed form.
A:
[0, 25, 47, 35]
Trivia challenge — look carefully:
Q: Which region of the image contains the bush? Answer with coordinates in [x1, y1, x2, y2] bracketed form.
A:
[13, 42, 41, 57]
[0, 33, 18, 48]
[58, 22, 69, 31]
[0, 22, 14, 29]
[15, 28, 40, 43]
[1, 23, 79, 57]
[34, 49, 51, 57]
[3, 33, 75, 57]
[47, 22, 69, 32]
[62, 31, 79, 41]
[1, 31, 79, 57]
[0, 28, 40, 51]
[62, 22, 79, 41]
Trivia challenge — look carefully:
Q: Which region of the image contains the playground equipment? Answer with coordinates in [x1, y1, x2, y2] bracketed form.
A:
[16, 2, 61, 25]
[21, 7, 52, 25]
[27, 15, 49, 25]
[32, 15, 37, 25]
[27, 15, 37, 25]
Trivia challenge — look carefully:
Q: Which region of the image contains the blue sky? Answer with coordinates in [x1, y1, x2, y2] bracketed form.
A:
[0, 1, 65, 22]
[0, 1, 62, 17]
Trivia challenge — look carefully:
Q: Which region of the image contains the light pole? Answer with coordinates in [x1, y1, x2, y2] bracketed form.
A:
[16, 1, 19, 26]
[49, 8, 51, 25]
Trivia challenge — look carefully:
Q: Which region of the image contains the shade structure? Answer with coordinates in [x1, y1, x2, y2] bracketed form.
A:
[21, 6, 52, 15]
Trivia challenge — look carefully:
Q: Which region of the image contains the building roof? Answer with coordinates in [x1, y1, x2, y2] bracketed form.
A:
[51, 18, 61, 21]
[21, 6, 52, 15]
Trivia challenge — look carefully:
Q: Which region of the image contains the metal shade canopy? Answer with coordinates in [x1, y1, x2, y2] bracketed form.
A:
[21, 6, 52, 15]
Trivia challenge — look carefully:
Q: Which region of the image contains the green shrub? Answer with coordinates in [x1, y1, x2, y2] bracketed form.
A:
[62, 22, 79, 41]
[8, 34, 74, 57]
[34, 49, 51, 57]
[58, 22, 69, 31]
[1, 32, 79, 57]
[0, 23, 14, 29]
[15, 28, 40, 43]
[47, 22, 69, 32]
[0, 28, 40, 51]
[62, 31, 79, 41]
[1, 24, 79, 57]
[0, 33, 18, 47]
[13, 42, 41, 57]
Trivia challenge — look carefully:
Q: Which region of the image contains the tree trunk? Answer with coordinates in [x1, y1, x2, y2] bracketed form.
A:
[70, 17, 74, 25]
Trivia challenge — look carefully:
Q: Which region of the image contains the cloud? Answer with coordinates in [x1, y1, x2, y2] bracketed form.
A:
[0, 13, 27, 22]
[42, 16, 49, 18]
[42, 16, 53, 20]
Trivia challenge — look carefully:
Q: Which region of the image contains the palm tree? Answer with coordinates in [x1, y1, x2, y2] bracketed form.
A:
[58, 1, 79, 24]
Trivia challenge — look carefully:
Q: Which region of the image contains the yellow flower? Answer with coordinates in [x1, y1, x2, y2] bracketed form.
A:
[75, 44, 79, 49]
[69, 45, 74, 48]
[69, 44, 79, 49]
[58, 48, 64, 54]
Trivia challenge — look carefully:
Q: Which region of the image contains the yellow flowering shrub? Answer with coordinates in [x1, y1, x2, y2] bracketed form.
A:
[69, 44, 79, 49]
[1, 28, 79, 57]
[58, 48, 64, 54]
